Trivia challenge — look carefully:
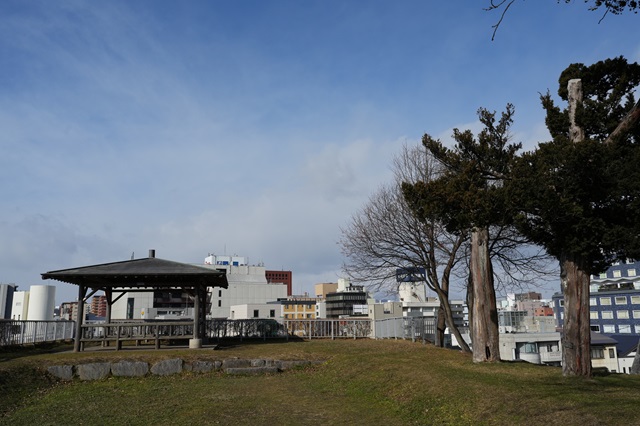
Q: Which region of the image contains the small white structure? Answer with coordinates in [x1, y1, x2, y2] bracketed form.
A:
[11, 291, 29, 320]
[229, 303, 279, 320]
[499, 332, 563, 366]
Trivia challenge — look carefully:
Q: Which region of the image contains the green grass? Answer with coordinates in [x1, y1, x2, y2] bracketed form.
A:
[2, 339, 640, 425]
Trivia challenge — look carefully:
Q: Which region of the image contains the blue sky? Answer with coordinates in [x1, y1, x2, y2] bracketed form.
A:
[1, 1, 639, 304]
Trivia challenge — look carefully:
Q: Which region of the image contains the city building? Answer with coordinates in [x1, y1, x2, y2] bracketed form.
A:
[325, 278, 369, 318]
[60, 301, 92, 322]
[7, 285, 56, 320]
[315, 282, 338, 299]
[10, 290, 29, 320]
[90, 295, 107, 318]
[0, 284, 17, 319]
[280, 295, 317, 319]
[266, 270, 292, 296]
[552, 260, 640, 334]
[229, 303, 279, 320]
[498, 332, 563, 366]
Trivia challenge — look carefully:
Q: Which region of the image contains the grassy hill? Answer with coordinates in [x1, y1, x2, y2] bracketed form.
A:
[2, 339, 640, 425]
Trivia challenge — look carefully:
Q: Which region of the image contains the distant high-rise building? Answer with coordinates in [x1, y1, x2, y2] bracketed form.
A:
[90, 295, 107, 318]
[0, 284, 17, 319]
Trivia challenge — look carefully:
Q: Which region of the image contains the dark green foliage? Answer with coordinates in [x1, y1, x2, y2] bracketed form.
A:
[403, 105, 520, 234]
[508, 57, 640, 274]
[543, 57, 640, 142]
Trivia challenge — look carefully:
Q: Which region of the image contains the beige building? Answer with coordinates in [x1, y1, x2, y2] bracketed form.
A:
[315, 282, 338, 299]
[282, 296, 317, 319]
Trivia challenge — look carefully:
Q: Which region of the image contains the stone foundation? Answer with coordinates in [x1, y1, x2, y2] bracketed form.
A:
[47, 358, 322, 381]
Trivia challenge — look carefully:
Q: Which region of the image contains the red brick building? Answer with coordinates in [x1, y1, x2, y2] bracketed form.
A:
[266, 270, 292, 296]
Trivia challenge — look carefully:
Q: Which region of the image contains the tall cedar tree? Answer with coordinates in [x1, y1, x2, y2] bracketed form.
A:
[403, 105, 520, 362]
[508, 57, 640, 376]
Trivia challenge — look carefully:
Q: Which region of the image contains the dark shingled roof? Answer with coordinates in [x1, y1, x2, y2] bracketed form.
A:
[42, 257, 228, 290]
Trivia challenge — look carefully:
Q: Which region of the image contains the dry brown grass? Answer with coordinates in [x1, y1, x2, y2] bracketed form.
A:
[2, 339, 640, 425]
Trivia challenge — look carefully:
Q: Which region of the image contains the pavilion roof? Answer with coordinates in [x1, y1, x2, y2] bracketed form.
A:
[41, 256, 228, 290]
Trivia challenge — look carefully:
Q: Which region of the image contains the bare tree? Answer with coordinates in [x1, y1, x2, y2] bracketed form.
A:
[340, 143, 470, 351]
[486, 0, 639, 40]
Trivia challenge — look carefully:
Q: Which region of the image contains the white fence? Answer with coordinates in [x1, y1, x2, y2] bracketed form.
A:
[0, 320, 75, 346]
[283, 317, 436, 341]
[0, 317, 439, 347]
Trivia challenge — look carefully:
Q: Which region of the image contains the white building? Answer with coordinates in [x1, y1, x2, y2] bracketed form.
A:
[229, 303, 280, 320]
[11, 290, 29, 320]
[499, 332, 563, 366]
[7, 285, 56, 320]
[204, 255, 287, 318]
[27, 285, 56, 320]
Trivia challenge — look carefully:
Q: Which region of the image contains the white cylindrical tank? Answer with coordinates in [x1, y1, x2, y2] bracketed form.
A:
[27, 285, 56, 320]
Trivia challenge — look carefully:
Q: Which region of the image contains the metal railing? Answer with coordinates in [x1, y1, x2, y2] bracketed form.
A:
[284, 318, 373, 339]
[207, 319, 288, 341]
[0, 320, 75, 347]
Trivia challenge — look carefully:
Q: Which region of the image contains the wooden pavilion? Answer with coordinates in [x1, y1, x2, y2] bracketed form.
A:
[42, 250, 228, 352]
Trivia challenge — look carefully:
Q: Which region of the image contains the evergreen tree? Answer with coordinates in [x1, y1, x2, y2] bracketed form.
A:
[508, 57, 640, 376]
[403, 105, 520, 362]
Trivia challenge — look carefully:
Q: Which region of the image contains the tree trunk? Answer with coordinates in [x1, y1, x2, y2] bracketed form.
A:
[560, 252, 592, 377]
[561, 79, 592, 377]
[630, 338, 640, 374]
[435, 305, 446, 347]
[432, 285, 472, 353]
[470, 228, 500, 362]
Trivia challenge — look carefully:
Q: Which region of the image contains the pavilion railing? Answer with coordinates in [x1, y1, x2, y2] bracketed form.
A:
[79, 320, 195, 350]
[0, 320, 75, 347]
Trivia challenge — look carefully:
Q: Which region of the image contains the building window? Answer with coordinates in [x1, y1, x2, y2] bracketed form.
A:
[603, 325, 615, 333]
[559, 300, 565, 307]
[218, 300, 221, 307]
[253, 310, 259, 318]
[523, 343, 538, 354]
[631, 296, 640, 304]
[613, 270, 622, 278]
[601, 311, 613, 319]
[590, 311, 599, 320]
[608, 348, 615, 358]
[218, 290, 222, 297]
[617, 310, 630, 319]
[615, 296, 627, 305]
[269, 309, 275, 318]
[629, 269, 637, 277]
[599, 273, 607, 279]
[590, 298, 597, 306]
[600, 297, 611, 306]
[591, 348, 605, 359]
[590, 325, 601, 332]
[619, 324, 632, 333]
[633, 310, 640, 319]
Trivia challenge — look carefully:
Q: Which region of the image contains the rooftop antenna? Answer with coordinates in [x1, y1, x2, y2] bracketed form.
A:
[131, 251, 134, 260]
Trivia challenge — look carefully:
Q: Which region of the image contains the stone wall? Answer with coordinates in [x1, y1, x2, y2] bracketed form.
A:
[47, 358, 321, 381]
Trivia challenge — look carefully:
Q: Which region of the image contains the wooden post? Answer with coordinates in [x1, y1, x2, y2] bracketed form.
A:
[73, 285, 87, 352]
